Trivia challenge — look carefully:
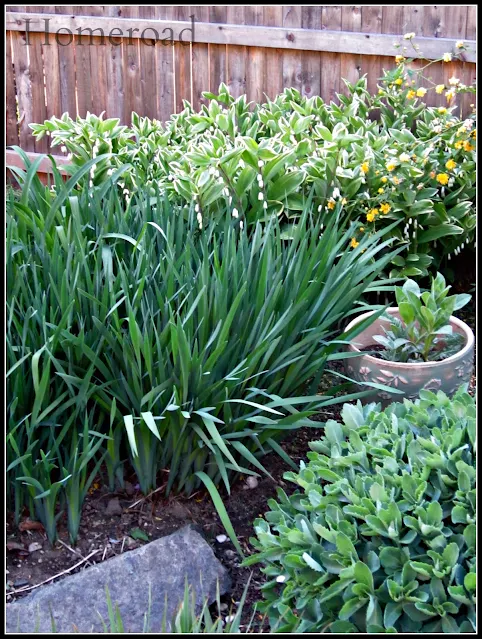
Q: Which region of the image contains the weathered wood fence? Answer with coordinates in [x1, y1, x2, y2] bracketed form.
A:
[6, 5, 477, 166]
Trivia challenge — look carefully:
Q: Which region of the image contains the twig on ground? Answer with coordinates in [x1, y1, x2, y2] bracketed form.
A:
[56, 539, 94, 566]
[128, 485, 166, 509]
[8, 550, 101, 596]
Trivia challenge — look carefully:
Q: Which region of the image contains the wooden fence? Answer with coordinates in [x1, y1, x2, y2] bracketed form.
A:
[6, 5, 477, 161]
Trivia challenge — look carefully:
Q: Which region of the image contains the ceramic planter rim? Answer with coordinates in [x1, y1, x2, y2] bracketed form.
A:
[346, 307, 474, 369]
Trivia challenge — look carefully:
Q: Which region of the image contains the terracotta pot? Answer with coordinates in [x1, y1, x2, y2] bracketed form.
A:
[344, 307, 474, 406]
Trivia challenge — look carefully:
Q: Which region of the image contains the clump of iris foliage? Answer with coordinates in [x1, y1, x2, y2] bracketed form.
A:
[7, 157, 400, 545]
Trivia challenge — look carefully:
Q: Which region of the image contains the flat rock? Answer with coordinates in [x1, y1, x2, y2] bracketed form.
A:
[6, 525, 230, 633]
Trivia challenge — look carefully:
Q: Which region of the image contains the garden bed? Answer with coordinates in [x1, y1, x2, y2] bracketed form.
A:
[6, 294, 475, 631]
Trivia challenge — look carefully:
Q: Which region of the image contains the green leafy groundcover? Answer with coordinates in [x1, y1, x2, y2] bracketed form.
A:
[28, 71, 476, 279]
[247, 387, 476, 633]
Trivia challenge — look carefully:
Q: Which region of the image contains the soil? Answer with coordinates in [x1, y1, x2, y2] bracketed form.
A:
[360, 344, 388, 359]
[5, 302, 476, 632]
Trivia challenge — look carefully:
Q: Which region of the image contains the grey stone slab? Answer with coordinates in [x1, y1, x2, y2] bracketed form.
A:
[6, 525, 230, 633]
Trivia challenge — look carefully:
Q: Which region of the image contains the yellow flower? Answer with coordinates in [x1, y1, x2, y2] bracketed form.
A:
[435, 84, 445, 94]
[445, 159, 457, 170]
[375, 170, 380, 175]
[395, 55, 405, 64]
[350, 238, 360, 249]
[404, 32, 415, 40]
[456, 41, 464, 49]
[366, 212, 376, 223]
[430, 171, 436, 178]
[380, 203, 391, 214]
[378, 188, 384, 194]
[392, 176, 400, 185]
[395, 78, 403, 86]
[438, 107, 447, 114]
[436, 173, 449, 185]
[416, 87, 427, 97]
[448, 76, 460, 86]
[381, 176, 388, 183]
[386, 161, 397, 172]
[341, 197, 348, 205]
[443, 53, 452, 62]
[454, 140, 463, 150]
[407, 90, 416, 100]
[327, 198, 336, 210]
[361, 161, 370, 174]
[463, 141, 474, 152]
[471, 129, 476, 139]
[359, 227, 365, 232]
[445, 89, 456, 102]
[399, 153, 410, 162]
[457, 126, 467, 135]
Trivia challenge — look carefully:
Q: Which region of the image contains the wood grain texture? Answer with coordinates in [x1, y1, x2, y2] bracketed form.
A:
[245, 6, 265, 105]
[191, 5, 210, 109]
[321, 6, 342, 103]
[226, 6, 247, 99]
[209, 6, 227, 95]
[301, 7, 321, 99]
[154, 6, 175, 122]
[11, 29, 34, 150]
[6, 32, 19, 147]
[5, 4, 475, 151]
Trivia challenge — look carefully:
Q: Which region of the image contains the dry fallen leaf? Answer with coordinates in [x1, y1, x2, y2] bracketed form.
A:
[19, 520, 44, 532]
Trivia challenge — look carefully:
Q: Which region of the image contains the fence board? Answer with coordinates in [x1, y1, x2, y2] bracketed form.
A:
[340, 6, 362, 95]
[11, 29, 34, 151]
[54, 6, 77, 117]
[301, 7, 321, 99]
[321, 7, 342, 103]
[226, 6, 247, 99]
[154, 6, 175, 122]
[5, 5, 476, 153]
[282, 6, 302, 94]
[264, 6, 283, 99]
[245, 6, 265, 105]
[6, 32, 19, 147]
[209, 6, 227, 95]
[191, 6, 210, 110]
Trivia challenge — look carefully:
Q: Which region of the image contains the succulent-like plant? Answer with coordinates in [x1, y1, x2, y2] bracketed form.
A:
[246, 387, 476, 633]
[373, 273, 471, 362]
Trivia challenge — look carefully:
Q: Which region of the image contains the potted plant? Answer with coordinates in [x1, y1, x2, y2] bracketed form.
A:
[344, 273, 474, 405]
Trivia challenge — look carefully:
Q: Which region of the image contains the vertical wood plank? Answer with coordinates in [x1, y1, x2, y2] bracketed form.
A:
[245, 6, 265, 105]
[209, 6, 227, 95]
[340, 6, 362, 95]
[361, 6, 383, 96]
[6, 32, 19, 147]
[263, 6, 283, 99]
[381, 6, 405, 36]
[54, 6, 77, 117]
[174, 6, 192, 111]
[24, 7, 48, 152]
[465, 6, 476, 40]
[88, 36, 107, 117]
[191, 5, 210, 110]
[121, 6, 143, 124]
[154, 6, 175, 122]
[301, 7, 321, 99]
[11, 30, 34, 151]
[226, 6, 247, 99]
[321, 6, 342, 103]
[281, 6, 302, 93]
[136, 6, 158, 119]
